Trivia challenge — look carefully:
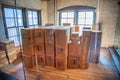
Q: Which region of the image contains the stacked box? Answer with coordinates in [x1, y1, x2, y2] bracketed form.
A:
[55, 28, 70, 70]
[0, 39, 17, 65]
[68, 32, 80, 68]
[89, 31, 102, 63]
[45, 28, 55, 67]
[21, 29, 35, 68]
[22, 54, 35, 68]
[34, 28, 45, 66]
[79, 30, 92, 69]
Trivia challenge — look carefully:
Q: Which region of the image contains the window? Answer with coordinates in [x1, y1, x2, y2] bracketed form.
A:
[61, 12, 74, 26]
[78, 11, 94, 29]
[28, 10, 39, 28]
[4, 8, 24, 46]
[60, 10, 95, 30]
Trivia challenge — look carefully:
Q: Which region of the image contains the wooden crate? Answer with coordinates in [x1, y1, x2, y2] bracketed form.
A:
[68, 56, 79, 69]
[22, 54, 35, 68]
[56, 57, 67, 71]
[0, 50, 6, 60]
[34, 28, 45, 44]
[45, 55, 55, 67]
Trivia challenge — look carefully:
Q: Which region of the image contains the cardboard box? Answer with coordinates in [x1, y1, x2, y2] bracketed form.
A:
[68, 56, 79, 69]
[56, 57, 67, 70]
[22, 45, 34, 55]
[68, 43, 80, 57]
[22, 54, 35, 68]
[36, 54, 45, 66]
[56, 45, 68, 58]
[70, 32, 80, 43]
[79, 64, 88, 69]
[34, 28, 45, 44]
[45, 55, 55, 67]
[45, 43, 54, 56]
[34, 43, 45, 55]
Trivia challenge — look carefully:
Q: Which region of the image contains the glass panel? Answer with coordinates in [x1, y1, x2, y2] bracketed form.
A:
[78, 19, 85, 24]
[78, 12, 85, 18]
[33, 11, 37, 18]
[34, 26, 38, 28]
[86, 19, 93, 25]
[61, 19, 67, 25]
[68, 19, 74, 25]
[33, 19, 38, 25]
[8, 28, 17, 37]
[28, 19, 33, 25]
[18, 19, 23, 26]
[61, 12, 67, 18]
[17, 9, 22, 18]
[86, 12, 93, 18]
[6, 19, 15, 27]
[68, 12, 74, 18]
[28, 11, 32, 18]
[4, 8, 14, 17]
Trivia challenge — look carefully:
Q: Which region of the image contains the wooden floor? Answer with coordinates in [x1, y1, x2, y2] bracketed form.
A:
[1, 48, 120, 80]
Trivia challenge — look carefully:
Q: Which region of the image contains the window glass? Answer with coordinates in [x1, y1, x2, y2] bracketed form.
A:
[61, 12, 67, 18]
[68, 12, 74, 18]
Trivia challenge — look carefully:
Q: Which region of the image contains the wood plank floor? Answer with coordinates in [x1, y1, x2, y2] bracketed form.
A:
[1, 48, 120, 80]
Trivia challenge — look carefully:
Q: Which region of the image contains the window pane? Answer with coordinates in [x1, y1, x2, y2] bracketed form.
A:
[29, 19, 33, 25]
[67, 19, 74, 25]
[4, 8, 14, 17]
[33, 11, 37, 18]
[78, 12, 85, 18]
[33, 19, 38, 25]
[28, 11, 32, 18]
[61, 12, 67, 18]
[86, 19, 93, 25]
[34, 26, 38, 28]
[61, 19, 67, 25]
[86, 12, 93, 18]
[78, 19, 85, 24]
[68, 12, 74, 18]
[17, 9, 22, 18]
[8, 28, 17, 37]
[18, 19, 23, 26]
[6, 19, 15, 27]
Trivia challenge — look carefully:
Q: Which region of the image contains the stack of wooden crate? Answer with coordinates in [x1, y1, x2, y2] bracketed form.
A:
[45, 28, 55, 67]
[0, 50, 7, 68]
[0, 40, 18, 63]
[68, 32, 80, 69]
[89, 31, 102, 63]
[55, 28, 70, 70]
[34, 28, 45, 66]
[22, 29, 35, 68]
[80, 30, 92, 69]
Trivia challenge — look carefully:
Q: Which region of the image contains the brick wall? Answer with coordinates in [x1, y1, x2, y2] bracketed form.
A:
[47, 0, 119, 47]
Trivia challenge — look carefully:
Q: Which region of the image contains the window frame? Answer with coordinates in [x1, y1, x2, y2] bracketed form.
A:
[27, 9, 41, 28]
[59, 10, 96, 29]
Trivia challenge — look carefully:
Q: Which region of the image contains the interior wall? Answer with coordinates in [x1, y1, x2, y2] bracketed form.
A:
[0, 0, 48, 40]
[114, 6, 120, 47]
[47, 0, 119, 47]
